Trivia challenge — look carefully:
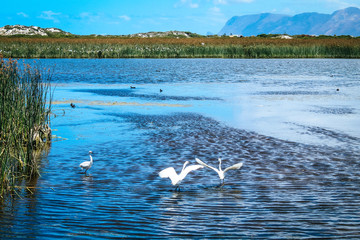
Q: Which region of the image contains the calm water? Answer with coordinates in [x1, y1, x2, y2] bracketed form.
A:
[1, 59, 360, 239]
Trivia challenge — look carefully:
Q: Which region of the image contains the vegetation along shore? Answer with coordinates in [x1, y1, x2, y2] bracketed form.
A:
[0, 57, 52, 196]
[0, 34, 360, 58]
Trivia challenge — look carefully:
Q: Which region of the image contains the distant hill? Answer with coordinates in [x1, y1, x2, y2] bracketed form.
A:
[128, 31, 202, 38]
[219, 7, 360, 36]
[0, 26, 203, 38]
[0, 25, 72, 36]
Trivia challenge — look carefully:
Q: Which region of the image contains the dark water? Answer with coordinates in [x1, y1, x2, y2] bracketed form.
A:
[1, 59, 360, 239]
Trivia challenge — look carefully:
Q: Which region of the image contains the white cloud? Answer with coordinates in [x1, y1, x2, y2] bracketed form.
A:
[210, 7, 221, 13]
[119, 15, 131, 21]
[17, 12, 29, 18]
[214, 0, 227, 4]
[39, 10, 61, 23]
[80, 12, 101, 22]
[175, 0, 200, 8]
[324, 0, 360, 9]
[207, 6, 227, 24]
[214, 0, 253, 4]
[176, 0, 252, 8]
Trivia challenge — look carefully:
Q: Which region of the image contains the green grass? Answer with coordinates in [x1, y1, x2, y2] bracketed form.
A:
[1, 37, 360, 58]
[1, 43, 359, 58]
[0, 57, 52, 197]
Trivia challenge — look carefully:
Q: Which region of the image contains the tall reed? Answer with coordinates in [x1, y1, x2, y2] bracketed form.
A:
[1, 37, 360, 58]
[0, 57, 52, 196]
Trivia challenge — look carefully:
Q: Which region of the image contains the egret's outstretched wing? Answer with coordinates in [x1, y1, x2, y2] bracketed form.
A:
[195, 158, 218, 173]
[180, 164, 204, 179]
[159, 167, 182, 186]
[159, 167, 177, 179]
[223, 162, 243, 173]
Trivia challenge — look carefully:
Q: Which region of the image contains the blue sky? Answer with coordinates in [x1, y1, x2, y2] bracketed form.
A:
[1, 0, 359, 35]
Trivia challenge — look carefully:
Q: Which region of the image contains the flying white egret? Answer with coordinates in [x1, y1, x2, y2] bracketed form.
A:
[80, 151, 93, 175]
[159, 161, 204, 191]
[195, 158, 243, 185]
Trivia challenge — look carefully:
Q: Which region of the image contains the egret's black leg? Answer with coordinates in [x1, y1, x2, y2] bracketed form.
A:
[219, 179, 225, 188]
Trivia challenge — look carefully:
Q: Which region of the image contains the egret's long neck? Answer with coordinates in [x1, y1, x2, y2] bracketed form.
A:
[89, 155, 93, 163]
[218, 158, 222, 171]
[182, 161, 189, 172]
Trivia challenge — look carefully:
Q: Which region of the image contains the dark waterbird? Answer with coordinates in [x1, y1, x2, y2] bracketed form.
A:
[70, 103, 76, 108]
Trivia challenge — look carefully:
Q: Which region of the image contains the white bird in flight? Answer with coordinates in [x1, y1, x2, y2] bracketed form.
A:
[195, 158, 243, 185]
[80, 151, 93, 175]
[159, 161, 204, 191]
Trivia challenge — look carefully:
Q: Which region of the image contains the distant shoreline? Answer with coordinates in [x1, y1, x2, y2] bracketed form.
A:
[1, 36, 359, 58]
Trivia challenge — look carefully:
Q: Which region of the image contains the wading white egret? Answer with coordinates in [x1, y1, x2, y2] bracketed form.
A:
[159, 161, 203, 191]
[195, 158, 243, 185]
[80, 151, 93, 175]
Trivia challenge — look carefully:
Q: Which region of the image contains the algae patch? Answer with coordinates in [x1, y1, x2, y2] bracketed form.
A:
[52, 99, 191, 108]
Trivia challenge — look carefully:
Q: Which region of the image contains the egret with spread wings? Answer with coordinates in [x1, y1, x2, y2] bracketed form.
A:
[159, 161, 203, 191]
[195, 158, 243, 185]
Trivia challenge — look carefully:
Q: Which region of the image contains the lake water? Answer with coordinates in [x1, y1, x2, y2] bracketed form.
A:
[1, 59, 360, 239]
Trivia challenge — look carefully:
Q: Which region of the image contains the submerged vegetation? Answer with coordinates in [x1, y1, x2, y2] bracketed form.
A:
[0, 36, 360, 58]
[0, 57, 52, 196]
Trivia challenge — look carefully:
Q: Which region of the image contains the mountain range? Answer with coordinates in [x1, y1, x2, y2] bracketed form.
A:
[218, 7, 360, 36]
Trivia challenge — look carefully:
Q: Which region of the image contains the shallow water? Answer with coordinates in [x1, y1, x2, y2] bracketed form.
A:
[1, 59, 360, 239]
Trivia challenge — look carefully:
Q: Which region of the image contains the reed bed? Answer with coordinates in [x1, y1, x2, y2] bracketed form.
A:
[1, 37, 360, 58]
[0, 57, 52, 196]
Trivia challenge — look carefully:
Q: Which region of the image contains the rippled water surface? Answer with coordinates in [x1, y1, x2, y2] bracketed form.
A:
[1, 59, 360, 239]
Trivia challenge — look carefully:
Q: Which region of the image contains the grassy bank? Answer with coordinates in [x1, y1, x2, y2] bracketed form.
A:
[0, 57, 52, 196]
[1, 37, 360, 58]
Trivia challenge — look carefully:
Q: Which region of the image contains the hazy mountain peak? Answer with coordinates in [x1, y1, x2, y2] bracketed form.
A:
[219, 7, 360, 36]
